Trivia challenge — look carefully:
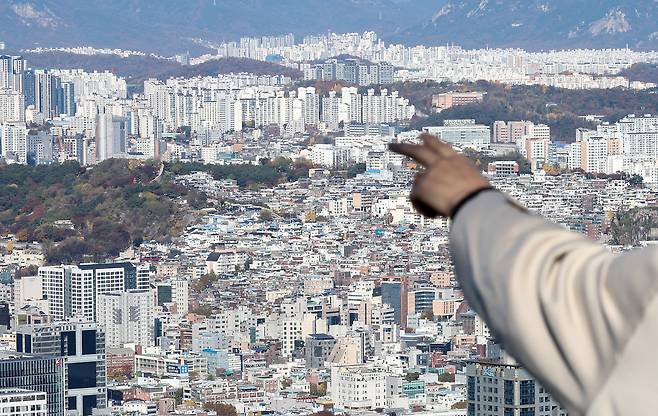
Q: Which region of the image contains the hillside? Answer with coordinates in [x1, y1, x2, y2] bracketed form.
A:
[2, 1, 658, 52]
[621, 63, 658, 84]
[0, 159, 205, 264]
[400, 81, 658, 141]
[610, 207, 658, 246]
[19, 52, 302, 93]
[0, 157, 312, 264]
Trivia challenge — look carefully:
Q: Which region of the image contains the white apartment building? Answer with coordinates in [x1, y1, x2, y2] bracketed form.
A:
[39, 262, 150, 321]
[618, 114, 658, 133]
[0, 89, 24, 123]
[327, 197, 351, 217]
[53, 69, 127, 100]
[139, 78, 414, 136]
[281, 318, 302, 357]
[423, 120, 490, 147]
[31, 71, 415, 144]
[529, 123, 551, 140]
[564, 115, 658, 179]
[210, 307, 257, 337]
[330, 364, 387, 411]
[0, 389, 47, 416]
[522, 138, 550, 170]
[38, 266, 68, 320]
[365, 151, 386, 171]
[97, 289, 155, 348]
[582, 136, 609, 173]
[95, 112, 127, 162]
[494, 120, 548, 144]
[144, 79, 169, 121]
[206, 250, 248, 274]
[622, 157, 658, 184]
[277, 309, 322, 357]
[0, 122, 27, 164]
[6, 246, 45, 268]
[69, 267, 95, 321]
[348, 280, 375, 306]
[622, 131, 658, 158]
[0, 56, 25, 93]
[568, 141, 582, 170]
[311, 144, 352, 168]
[123, 401, 157, 415]
[13, 275, 44, 310]
[134, 351, 207, 378]
[172, 279, 189, 316]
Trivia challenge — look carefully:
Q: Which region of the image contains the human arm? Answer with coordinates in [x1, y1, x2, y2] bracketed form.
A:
[390, 135, 658, 413]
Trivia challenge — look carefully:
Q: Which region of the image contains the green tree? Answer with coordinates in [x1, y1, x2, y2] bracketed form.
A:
[438, 372, 456, 382]
[310, 382, 328, 397]
[347, 162, 366, 178]
[628, 174, 644, 187]
[191, 304, 213, 317]
[192, 272, 219, 293]
[405, 372, 420, 382]
[280, 378, 292, 389]
[259, 209, 274, 222]
[420, 309, 434, 320]
[452, 401, 467, 409]
[174, 388, 184, 405]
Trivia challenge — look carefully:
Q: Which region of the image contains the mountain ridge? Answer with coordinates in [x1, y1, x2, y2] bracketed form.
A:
[395, 1, 658, 50]
[1, 1, 658, 53]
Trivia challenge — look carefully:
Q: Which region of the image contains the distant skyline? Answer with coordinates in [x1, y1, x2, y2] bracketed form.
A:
[2, 0, 658, 54]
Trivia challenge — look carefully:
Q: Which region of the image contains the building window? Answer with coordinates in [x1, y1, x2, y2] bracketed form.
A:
[520, 380, 535, 405]
[68, 362, 97, 389]
[61, 331, 76, 356]
[504, 380, 515, 405]
[82, 330, 96, 355]
[82, 395, 97, 416]
[467, 376, 476, 401]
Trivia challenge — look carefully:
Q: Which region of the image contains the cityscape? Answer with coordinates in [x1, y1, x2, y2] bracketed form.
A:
[2, 4, 658, 416]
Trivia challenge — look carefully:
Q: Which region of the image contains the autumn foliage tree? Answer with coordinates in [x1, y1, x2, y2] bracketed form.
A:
[203, 402, 238, 416]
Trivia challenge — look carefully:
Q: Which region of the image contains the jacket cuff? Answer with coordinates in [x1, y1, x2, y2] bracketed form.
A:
[450, 187, 496, 220]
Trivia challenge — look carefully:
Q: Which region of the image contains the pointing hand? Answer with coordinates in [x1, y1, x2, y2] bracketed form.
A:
[389, 134, 491, 218]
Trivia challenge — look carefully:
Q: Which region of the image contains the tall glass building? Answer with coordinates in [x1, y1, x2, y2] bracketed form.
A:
[16, 322, 106, 416]
[0, 352, 65, 416]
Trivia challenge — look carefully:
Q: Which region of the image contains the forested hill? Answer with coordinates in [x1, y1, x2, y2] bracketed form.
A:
[0, 158, 312, 264]
[18, 53, 302, 93]
[400, 81, 658, 142]
[0, 159, 206, 264]
[621, 63, 658, 85]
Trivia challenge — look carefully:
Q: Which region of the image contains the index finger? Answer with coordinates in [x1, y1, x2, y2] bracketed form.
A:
[388, 143, 438, 167]
[421, 133, 455, 157]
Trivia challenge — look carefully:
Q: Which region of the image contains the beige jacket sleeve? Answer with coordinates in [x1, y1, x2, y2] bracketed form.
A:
[450, 190, 658, 414]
